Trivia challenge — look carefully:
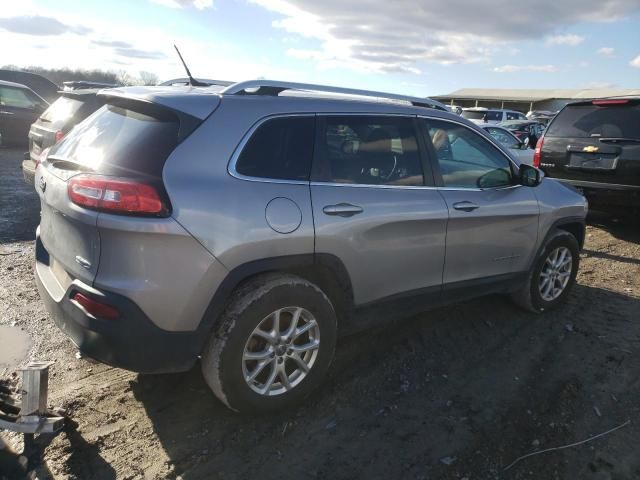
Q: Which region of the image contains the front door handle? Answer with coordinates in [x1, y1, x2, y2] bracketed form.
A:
[0, 110, 15, 115]
[452, 201, 480, 212]
[323, 203, 364, 217]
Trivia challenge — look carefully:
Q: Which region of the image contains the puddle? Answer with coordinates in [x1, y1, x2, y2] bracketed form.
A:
[0, 325, 32, 369]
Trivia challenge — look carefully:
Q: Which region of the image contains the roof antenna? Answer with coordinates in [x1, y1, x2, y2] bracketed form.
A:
[173, 44, 207, 87]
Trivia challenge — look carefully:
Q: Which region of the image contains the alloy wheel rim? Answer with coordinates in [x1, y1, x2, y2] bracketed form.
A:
[538, 246, 573, 302]
[242, 307, 320, 396]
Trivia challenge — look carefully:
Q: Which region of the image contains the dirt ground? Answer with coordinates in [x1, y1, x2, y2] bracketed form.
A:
[1, 146, 639, 480]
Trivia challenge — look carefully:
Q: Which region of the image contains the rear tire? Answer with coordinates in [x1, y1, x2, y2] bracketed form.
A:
[511, 230, 580, 313]
[201, 273, 337, 413]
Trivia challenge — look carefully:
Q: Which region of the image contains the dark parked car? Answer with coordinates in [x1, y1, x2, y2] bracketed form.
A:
[499, 120, 545, 149]
[534, 97, 640, 211]
[23, 88, 105, 185]
[0, 69, 60, 103]
[0, 80, 48, 146]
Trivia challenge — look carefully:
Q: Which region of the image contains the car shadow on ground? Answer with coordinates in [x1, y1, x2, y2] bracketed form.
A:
[131, 283, 640, 480]
[587, 210, 640, 244]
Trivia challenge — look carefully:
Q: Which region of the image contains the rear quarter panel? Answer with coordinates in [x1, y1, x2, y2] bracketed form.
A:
[162, 97, 317, 271]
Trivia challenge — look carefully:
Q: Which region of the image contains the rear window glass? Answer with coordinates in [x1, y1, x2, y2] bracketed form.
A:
[40, 96, 85, 124]
[49, 104, 179, 179]
[546, 103, 640, 139]
[236, 116, 315, 181]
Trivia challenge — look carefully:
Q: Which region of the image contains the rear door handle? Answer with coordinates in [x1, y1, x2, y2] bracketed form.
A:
[452, 201, 480, 212]
[0, 110, 14, 115]
[323, 203, 364, 217]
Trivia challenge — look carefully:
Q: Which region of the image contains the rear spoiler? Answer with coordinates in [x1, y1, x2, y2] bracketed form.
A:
[98, 86, 221, 120]
[98, 86, 221, 142]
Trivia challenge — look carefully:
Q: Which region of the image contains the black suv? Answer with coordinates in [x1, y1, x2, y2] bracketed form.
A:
[535, 98, 640, 211]
[23, 88, 105, 185]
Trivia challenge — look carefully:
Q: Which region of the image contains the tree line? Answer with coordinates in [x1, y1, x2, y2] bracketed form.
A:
[1, 65, 160, 87]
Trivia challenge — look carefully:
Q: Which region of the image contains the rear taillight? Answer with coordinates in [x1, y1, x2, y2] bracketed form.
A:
[72, 292, 120, 320]
[55, 130, 65, 143]
[592, 99, 629, 105]
[67, 174, 167, 216]
[533, 136, 544, 168]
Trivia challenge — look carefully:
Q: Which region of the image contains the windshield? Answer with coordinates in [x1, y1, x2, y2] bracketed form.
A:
[40, 96, 84, 125]
[546, 103, 640, 139]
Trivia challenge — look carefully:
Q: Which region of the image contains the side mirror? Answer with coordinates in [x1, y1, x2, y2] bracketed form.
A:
[519, 163, 542, 187]
[522, 137, 530, 149]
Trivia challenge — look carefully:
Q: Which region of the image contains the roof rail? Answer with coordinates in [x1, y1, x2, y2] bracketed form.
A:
[220, 80, 448, 111]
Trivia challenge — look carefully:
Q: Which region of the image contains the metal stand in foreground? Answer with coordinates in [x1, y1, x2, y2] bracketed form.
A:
[0, 362, 64, 434]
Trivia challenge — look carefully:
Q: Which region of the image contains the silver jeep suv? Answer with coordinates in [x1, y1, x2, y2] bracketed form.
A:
[34, 80, 587, 412]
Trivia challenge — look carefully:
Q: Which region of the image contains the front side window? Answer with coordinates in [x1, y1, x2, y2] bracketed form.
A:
[236, 116, 315, 181]
[0, 87, 37, 109]
[424, 119, 513, 189]
[313, 116, 424, 186]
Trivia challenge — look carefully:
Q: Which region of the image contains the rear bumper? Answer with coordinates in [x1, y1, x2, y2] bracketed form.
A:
[555, 178, 640, 208]
[35, 234, 200, 374]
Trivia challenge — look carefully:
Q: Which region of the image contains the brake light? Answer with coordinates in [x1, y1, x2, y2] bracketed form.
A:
[592, 99, 629, 105]
[72, 292, 120, 320]
[67, 174, 167, 216]
[55, 130, 65, 143]
[533, 136, 544, 168]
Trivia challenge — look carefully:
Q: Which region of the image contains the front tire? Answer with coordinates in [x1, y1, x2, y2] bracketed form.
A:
[201, 273, 337, 412]
[512, 230, 580, 313]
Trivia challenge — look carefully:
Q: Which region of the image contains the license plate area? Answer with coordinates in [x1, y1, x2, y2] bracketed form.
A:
[568, 153, 617, 171]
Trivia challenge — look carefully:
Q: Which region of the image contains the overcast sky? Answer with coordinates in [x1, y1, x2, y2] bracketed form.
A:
[1, 0, 639, 96]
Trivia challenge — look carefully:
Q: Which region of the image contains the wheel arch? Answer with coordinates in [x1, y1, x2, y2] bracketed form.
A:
[195, 253, 355, 353]
[553, 218, 586, 250]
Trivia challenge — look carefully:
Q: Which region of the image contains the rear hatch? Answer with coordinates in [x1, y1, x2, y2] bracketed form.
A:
[29, 93, 88, 161]
[36, 89, 215, 286]
[541, 99, 640, 186]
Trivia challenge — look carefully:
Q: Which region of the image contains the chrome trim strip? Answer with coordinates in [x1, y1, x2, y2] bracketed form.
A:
[228, 112, 523, 193]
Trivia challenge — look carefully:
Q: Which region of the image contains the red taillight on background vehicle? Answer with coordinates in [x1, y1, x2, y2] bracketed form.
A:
[55, 130, 65, 143]
[592, 99, 629, 106]
[533, 137, 544, 168]
[72, 292, 120, 320]
[67, 174, 167, 216]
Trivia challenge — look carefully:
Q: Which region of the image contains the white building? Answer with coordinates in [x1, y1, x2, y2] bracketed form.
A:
[432, 88, 640, 113]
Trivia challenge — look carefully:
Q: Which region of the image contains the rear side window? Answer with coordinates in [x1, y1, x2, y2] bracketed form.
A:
[49, 104, 179, 179]
[40, 96, 85, 125]
[546, 103, 640, 139]
[235, 116, 315, 181]
[485, 111, 502, 121]
[313, 116, 424, 186]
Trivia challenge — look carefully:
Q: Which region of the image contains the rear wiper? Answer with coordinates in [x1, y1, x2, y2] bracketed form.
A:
[599, 137, 640, 144]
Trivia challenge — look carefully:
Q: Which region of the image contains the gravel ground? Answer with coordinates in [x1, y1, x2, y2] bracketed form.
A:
[1, 146, 639, 480]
